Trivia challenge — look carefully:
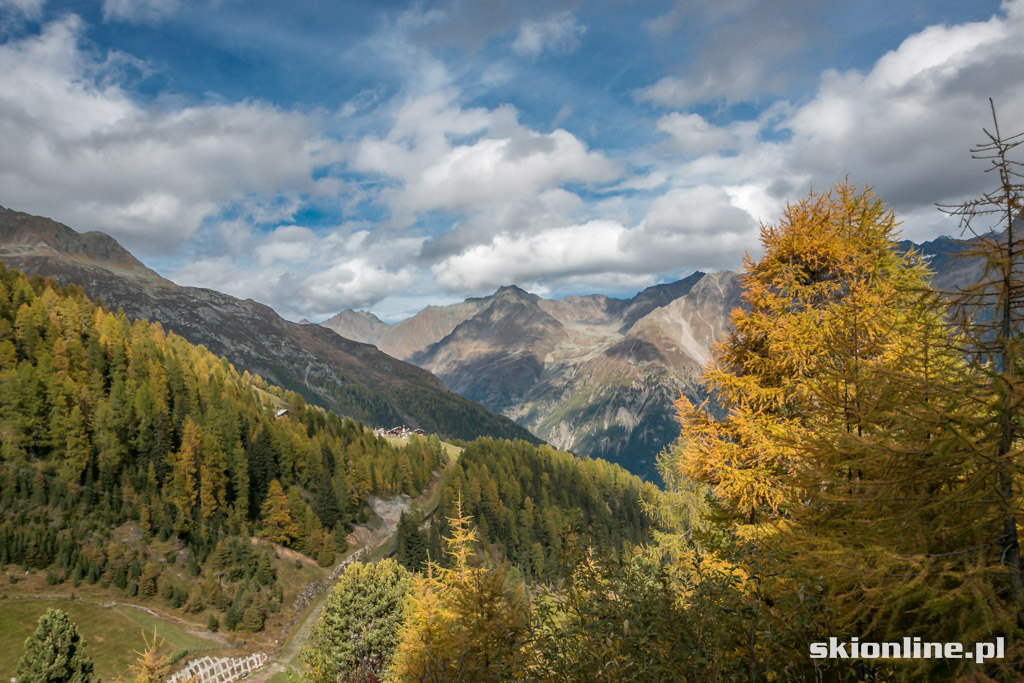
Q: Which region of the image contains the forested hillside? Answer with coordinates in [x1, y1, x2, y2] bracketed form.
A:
[393, 438, 658, 580]
[302, 159, 1024, 682]
[436, 439, 656, 578]
[0, 264, 444, 634]
[0, 207, 539, 445]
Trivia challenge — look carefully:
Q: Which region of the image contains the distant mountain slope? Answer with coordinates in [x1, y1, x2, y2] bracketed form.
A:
[324, 235, 981, 481]
[325, 271, 741, 480]
[323, 297, 491, 360]
[0, 206, 537, 444]
[901, 234, 985, 293]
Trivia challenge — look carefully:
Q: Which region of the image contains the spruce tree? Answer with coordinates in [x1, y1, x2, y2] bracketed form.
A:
[396, 510, 427, 572]
[16, 608, 95, 682]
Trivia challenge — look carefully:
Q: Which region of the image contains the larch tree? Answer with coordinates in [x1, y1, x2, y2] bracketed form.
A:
[126, 630, 173, 683]
[166, 416, 201, 533]
[258, 479, 298, 546]
[390, 498, 531, 682]
[784, 106, 1024, 678]
[938, 100, 1024, 607]
[673, 180, 937, 533]
[666, 181, 962, 680]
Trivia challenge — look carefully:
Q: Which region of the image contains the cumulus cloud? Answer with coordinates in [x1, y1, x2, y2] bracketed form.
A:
[5, 2, 1023, 322]
[353, 88, 617, 243]
[174, 224, 424, 320]
[656, 113, 740, 156]
[0, 16, 340, 255]
[632, 0, 1024, 256]
[431, 184, 755, 293]
[780, 0, 1024, 226]
[512, 12, 586, 57]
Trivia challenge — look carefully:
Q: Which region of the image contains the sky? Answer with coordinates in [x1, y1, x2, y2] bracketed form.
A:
[0, 0, 1022, 322]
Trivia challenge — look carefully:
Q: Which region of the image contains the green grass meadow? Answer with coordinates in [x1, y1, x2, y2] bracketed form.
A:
[0, 599, 223, 680]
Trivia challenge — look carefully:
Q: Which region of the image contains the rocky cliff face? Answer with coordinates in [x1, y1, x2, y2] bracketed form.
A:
[325, 271, 742, 480]
[0, 206, 537, 444]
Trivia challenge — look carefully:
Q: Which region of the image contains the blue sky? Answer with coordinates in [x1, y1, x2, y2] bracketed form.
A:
[0, 0, 1021, 322]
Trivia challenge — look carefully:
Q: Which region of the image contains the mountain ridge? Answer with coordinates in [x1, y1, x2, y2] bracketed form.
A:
[324, 268, 741, 479]
[0, 206, 537, 444]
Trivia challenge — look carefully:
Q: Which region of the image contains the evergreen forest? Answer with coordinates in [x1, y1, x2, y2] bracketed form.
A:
[5, 117, 1024, 682]
[0, 264, 444, 634]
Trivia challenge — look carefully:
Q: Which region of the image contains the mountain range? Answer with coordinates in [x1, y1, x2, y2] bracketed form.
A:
[324, 271, 743, 479]
[324, 235, 981, 480]
[0, 205, 536, 444]
[0, 204, 980, 481]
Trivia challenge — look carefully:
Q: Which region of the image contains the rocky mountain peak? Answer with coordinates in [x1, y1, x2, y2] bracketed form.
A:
[491, 283, 538, 303]
[0, 207, 167, 284]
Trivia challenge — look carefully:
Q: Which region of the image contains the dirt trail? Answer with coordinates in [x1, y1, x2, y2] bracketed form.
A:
[248, 448, 459, 681]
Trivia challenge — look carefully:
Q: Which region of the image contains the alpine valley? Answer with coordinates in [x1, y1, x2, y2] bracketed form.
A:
[324, 273, 739, 480]
[1, 205, 976, 483]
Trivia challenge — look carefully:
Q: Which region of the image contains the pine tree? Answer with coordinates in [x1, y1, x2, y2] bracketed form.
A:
[301, 558, 413, 682]
[16, 608, 95, 682]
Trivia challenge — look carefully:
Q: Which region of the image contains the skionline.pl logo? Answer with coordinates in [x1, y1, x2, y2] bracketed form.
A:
[809, 637, 1005, 664]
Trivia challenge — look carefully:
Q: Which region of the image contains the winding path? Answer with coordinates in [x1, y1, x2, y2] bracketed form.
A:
[247, 445, 459, 682]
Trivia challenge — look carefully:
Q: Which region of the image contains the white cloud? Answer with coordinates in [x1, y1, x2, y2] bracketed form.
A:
[5, 2, 1023, 322]
[656, 113, 737, 156]
[512, 12, 586, 57]
[255, 225, 318, 266]
[781, 0, 1024, 213]
[353, 88, 617, 234]
[0, 16, 341, 255]
[630, 0, 1024, 261]
[174, 249, 420, 321]
[102, 0, 179, 25]
[172, 220, 428, 320]
[641, 186, 755, 238]
[1, 0, 44, 20]
[431, 184, 756, 294]
[303, 259, 418, 314]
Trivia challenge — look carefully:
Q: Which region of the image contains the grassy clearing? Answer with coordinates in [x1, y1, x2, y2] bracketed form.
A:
[0, 598, 224, 679]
